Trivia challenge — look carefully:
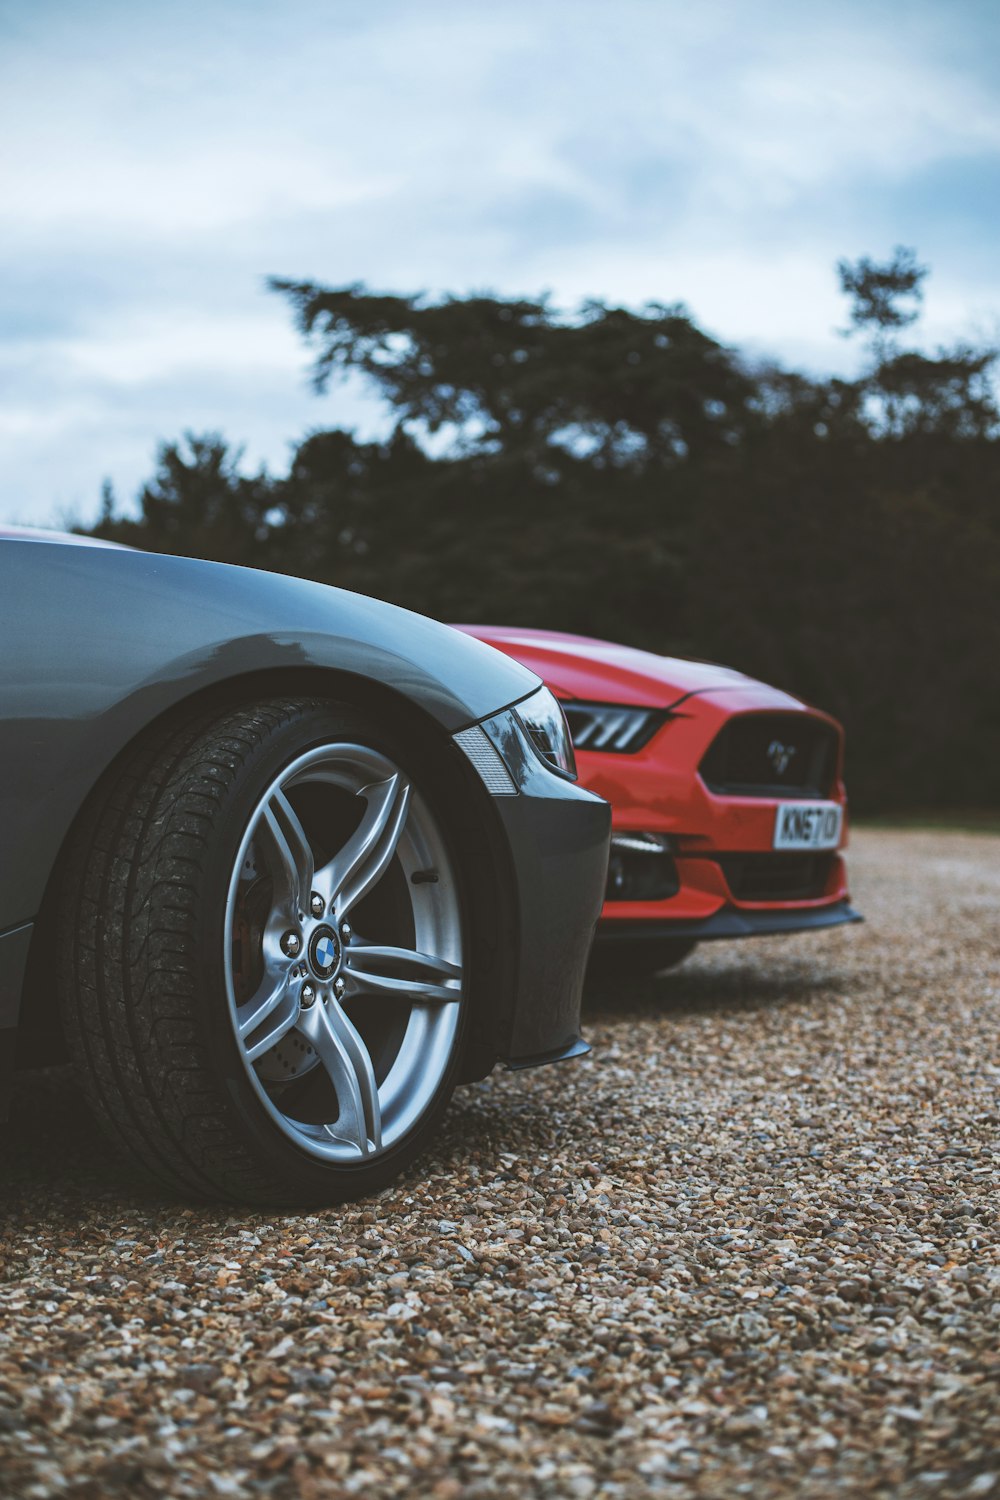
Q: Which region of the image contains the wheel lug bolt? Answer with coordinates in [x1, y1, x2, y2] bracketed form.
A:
[301, 983, 316, 1006]
[310, 892, 325, 917]
[340, 922, 352, 942]
[334, 977, 346, 999]
[281, 931, 301, 957]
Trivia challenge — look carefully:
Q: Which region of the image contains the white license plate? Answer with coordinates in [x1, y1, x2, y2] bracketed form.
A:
[773, 802, 843, 850]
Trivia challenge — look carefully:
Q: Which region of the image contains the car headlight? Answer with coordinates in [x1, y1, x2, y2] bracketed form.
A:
[562, 701, 665, 753]
[514, 687, 577, 779]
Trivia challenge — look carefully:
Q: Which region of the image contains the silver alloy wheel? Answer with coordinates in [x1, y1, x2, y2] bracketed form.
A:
[223, 742, 464, 1162]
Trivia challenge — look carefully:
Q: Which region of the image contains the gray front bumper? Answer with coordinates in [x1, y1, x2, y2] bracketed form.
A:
[0, 922, 33, 1120]
[460, 709, 611, 1068]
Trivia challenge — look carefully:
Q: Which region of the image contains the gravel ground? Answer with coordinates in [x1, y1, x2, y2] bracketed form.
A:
[1, 829, 997, 1499]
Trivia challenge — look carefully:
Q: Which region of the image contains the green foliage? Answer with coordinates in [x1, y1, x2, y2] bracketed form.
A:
[838, 246, 927, 342]
[88, 257, 1000, 812]
[271, 279, 756, 463]
[92, 435, 273, 565]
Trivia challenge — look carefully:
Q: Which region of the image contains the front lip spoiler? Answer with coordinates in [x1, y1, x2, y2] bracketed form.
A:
[505, 1034, 591, 1071]
[595, 899, 863, 944]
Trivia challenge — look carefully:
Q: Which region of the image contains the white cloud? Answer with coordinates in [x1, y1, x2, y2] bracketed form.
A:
[0, 0, 998, 522]
[59, 309, 304, 386]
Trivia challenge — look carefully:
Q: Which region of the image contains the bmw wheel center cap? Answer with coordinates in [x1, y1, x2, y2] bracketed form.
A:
[309, 926, 341, 980]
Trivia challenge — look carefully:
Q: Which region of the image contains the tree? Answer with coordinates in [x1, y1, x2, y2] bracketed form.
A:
[270, 280, 757, 465]
[838, 245, 927, 354]
[838, 247, 999, 440]
[83, 257, 1000, 811]
[89, 435, 274, 565]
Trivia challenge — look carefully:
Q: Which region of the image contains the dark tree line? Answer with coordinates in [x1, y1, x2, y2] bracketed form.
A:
[87, 252, 1000, 812]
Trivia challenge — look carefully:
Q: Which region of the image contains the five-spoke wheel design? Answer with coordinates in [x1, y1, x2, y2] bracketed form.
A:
[226, 742, 464, 1163]
[58, 698, 472, 1204]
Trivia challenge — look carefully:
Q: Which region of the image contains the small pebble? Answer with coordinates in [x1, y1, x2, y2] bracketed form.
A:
[0, 830, 997, 1497]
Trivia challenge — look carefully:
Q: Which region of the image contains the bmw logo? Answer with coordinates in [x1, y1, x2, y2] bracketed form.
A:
[308, 926, 341, 979]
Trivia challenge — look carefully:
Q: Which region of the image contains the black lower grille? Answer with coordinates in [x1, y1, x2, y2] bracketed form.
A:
[700, 713, 838, 798]
[714, 853, 835, 902]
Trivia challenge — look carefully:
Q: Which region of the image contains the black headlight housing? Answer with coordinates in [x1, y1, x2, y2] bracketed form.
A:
[514, 686, 577, 779]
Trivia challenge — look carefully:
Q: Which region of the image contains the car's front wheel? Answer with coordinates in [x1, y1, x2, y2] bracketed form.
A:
[58, 697, 470, 1205]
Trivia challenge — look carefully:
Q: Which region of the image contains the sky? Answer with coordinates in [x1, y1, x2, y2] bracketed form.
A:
[2, 0, 999, 525]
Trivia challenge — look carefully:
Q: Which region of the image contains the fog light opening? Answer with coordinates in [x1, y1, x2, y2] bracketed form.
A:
[606, 833, 680, 902]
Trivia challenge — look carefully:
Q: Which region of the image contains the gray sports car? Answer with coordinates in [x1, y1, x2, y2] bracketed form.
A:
[0, 532, 609, 1204]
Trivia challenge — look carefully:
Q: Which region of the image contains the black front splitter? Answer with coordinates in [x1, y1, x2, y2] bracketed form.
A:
[594, 899, 863, 945]
[505, 1034, 591, 1072]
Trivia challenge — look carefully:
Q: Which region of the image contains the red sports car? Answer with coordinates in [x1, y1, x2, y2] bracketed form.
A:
[456, 627, 861, 973]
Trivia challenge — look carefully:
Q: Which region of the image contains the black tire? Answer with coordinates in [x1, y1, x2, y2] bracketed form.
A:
[56, 697, 470, 1206]
[589, 937, 697, 980]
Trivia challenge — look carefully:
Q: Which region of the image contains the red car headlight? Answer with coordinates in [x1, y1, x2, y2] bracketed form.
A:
[563, 702, 666, 753]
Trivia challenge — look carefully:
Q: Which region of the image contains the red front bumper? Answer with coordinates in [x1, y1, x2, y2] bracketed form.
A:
[576, 686, 856, 936]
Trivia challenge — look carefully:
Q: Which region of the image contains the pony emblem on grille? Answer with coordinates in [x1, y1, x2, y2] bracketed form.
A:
[768, 740, 797, 776]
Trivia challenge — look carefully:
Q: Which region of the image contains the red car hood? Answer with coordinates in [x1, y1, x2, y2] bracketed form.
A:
[454, 625, 804, 711]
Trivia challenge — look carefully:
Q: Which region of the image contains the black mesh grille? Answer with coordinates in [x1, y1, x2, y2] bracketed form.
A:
[700, 713, 838, 798]
[714, 853, 835, 902]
